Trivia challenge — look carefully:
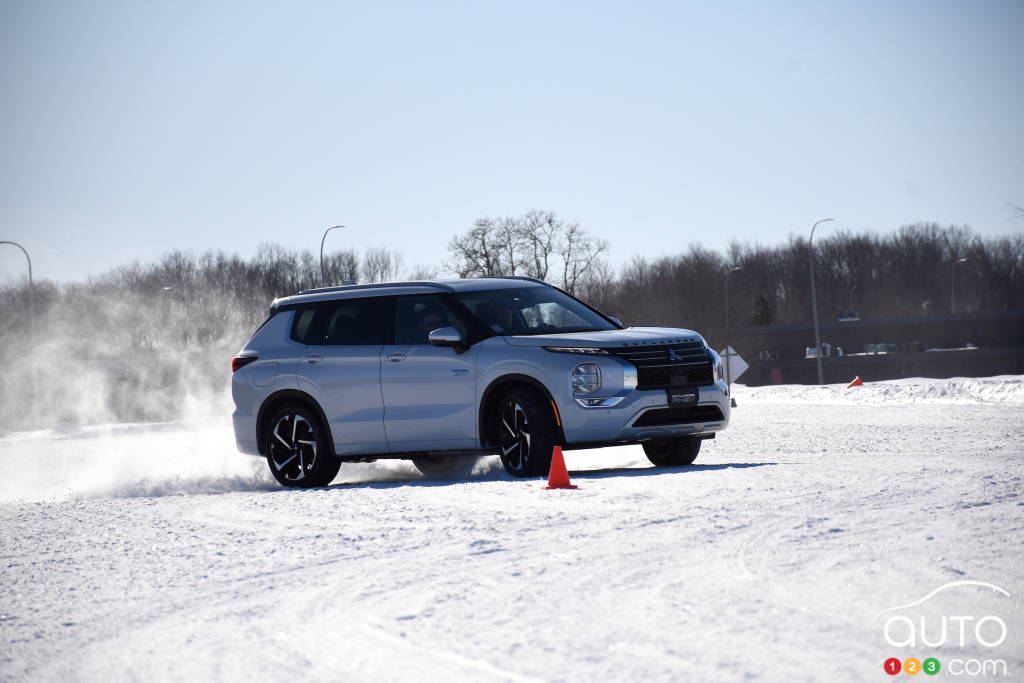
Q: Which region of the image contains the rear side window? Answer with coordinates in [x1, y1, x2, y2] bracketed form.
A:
[320, 297, 387, 345]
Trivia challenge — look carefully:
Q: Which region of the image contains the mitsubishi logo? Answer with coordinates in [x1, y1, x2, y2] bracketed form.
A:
[667, 348, 682, 361]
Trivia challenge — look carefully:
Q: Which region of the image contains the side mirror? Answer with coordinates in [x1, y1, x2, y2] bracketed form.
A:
[609, 316, 623, 327]
[428, 327, 464, 348]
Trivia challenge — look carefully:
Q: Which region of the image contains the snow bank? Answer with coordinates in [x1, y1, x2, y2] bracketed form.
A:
[735, 374, 1024, 405]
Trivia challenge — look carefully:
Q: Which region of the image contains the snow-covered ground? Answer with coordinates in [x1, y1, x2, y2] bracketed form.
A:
[2, 377, 1022, 681]
[740, 374, 1024, 406]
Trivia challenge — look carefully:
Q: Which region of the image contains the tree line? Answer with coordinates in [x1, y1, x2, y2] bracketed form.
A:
[582, 223, 1023, 352]
[0, 214, 1020, 429]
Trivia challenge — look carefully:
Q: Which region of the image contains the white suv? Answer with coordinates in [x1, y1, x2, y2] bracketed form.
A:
[232, 277, 730, 487]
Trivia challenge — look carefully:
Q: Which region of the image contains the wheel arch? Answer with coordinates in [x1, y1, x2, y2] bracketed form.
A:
[479, 374, 566, 449]
[256, 389, 335, 457]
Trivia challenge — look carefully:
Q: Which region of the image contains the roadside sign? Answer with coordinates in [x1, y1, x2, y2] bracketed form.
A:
[719, 346, 748, 383]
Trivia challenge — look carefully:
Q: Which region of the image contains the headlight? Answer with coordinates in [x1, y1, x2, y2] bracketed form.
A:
[571, 363, 602, 394]
[710, 349, 724, 382]
[708, 350, 724, 382]
[544, 346, 609, 355]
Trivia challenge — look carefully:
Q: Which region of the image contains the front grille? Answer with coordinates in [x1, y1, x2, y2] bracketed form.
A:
[636, 365, 715, 388]
[632, 405, 725, 427]
[608, 341, 714, 390]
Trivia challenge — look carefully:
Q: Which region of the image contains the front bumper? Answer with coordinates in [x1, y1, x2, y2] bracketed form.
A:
[559, 379, 731, 444]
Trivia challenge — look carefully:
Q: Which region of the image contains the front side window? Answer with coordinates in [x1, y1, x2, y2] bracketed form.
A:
[393, 294, 469, 345]
[321, 297, 387, 345]
[455, 287, 616, 336]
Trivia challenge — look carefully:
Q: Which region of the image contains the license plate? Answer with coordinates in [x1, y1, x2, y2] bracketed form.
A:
[667, 388, 698, 405]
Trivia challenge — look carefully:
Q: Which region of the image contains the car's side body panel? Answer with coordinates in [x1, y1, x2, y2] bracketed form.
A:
[297, 344, 388, 455]
[380, 342, 480, 451]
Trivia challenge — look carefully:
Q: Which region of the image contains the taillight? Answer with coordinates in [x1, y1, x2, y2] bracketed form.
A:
[232, 356, 258, 372]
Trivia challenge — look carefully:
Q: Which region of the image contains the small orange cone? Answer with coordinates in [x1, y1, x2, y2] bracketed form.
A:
[543, 446, 578, 490]
[848, 376, 864, 388]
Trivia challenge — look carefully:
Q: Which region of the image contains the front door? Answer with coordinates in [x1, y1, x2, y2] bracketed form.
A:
[380, 294, 478, 452]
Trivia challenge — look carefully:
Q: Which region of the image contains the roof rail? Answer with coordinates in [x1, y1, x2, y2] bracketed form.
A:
[475, 275, 549, 285]
[297, 280, 456, 295]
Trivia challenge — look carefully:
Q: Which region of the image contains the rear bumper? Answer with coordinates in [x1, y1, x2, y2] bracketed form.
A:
[232, 411, 260, 456]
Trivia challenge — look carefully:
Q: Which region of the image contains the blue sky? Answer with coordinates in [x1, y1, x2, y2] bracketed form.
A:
[1, 0, 1021, 283]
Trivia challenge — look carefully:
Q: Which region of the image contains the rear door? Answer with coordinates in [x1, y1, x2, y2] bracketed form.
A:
[380, 294, 479, 452]
[296, 296, 389, 455]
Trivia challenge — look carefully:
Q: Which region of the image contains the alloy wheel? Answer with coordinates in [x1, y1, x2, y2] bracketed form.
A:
[268, 413, 318, 482]
[498, 400, 532, 473]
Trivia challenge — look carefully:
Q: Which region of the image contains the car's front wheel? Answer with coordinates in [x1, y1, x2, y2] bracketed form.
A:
[642, 436, 701, 467]
[264, 405, 341, 487]
[493, 388, 558, 477]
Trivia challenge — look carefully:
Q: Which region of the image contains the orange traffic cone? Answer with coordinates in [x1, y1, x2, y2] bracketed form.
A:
[543, 446, 578, 490]
[848, 376, 864, 388]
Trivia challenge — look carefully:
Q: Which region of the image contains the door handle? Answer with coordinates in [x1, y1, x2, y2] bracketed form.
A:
[384, 353, 406, 363]
[304, 354, 323, 364]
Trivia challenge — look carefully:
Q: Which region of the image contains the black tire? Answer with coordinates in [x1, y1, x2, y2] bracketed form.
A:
[264, 404, 341, 488]
[411, 455, 479, 479]
[643, 436, 701, 467]
[493, 388, 558, 478]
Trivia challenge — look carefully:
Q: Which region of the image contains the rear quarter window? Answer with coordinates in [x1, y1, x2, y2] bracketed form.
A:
[290, 307, 319, 344]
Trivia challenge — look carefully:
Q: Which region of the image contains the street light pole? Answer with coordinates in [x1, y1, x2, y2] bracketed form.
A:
[808, 218, 833, 386]
[1, 240, 34, 420]
[0, 240, 33, 332]
[724, 265, 741, 401]
[319, 225, 346, 287]
[950, 256, 968, 314]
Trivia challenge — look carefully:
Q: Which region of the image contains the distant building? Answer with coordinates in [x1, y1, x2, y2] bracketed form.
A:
[738, 310, 1024, 385]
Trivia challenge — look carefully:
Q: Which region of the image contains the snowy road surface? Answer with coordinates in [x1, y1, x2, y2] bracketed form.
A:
[2, 377, 1022, 681]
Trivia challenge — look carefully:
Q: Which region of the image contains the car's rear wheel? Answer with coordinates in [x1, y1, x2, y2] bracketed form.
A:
[265, 405, 341, 488]
[494, 388, 557, 477]
[411, 455, 479, 479]
[643, 436, 701, 467]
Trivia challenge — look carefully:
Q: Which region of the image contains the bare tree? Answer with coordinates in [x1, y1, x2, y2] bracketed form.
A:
[446, 218, 509, 277]
[447, 210, 608, 292]
[518, 210, 560, 280]
[361, 246, 404, 283]
[406, 263, 440, 280]
[575, 258, 616, 311]
[497, 217, 523, 276]
[322, 249, 360, 285]
[559, 222, 609, 295]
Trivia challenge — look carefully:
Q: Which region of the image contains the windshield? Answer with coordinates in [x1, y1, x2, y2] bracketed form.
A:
[454, 287, 617, 336]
